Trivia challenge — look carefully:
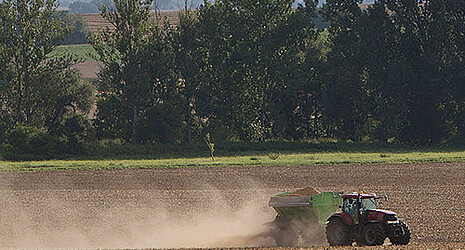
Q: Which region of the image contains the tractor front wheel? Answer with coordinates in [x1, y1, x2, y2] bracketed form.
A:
[389, 221, 411, 245]
[360, 223, 386, 246]
[326, 218, 352, 246]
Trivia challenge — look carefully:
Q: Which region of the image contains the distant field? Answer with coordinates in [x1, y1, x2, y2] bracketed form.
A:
[3, 149, 465, 172]
[78, 11, 180, 33]
[50, 44, 97, 61]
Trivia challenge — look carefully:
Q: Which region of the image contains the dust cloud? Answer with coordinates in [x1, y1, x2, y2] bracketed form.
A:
[0, 186, 277, 249]
[147, 200, 275, 248]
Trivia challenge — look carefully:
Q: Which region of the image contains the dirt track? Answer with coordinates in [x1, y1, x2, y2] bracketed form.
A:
[1, 163, 465, 249]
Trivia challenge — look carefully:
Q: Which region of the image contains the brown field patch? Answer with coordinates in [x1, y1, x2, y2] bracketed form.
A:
[72, 60, 101, 79]
[1, 162, 464, 248]
[79, 11, 180, 33]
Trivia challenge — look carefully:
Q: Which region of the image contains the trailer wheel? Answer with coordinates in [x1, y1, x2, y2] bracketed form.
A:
[389, 221, 411, 245]
[326, 218, 351, 246]
[360, 223, 386, 246]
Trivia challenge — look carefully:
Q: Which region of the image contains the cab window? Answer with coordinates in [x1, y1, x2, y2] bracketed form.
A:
[343, 198, 358, 213]
[361, 198, 377, 211]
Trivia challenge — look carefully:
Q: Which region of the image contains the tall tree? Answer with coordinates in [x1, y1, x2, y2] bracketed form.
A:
[90, 0, 180, 143]
[178, 0, 321, 141]
[175, 9, 200, 143]
[322, 0, 465, 143]
[0, 0, 93, 131]
[322, 0, 371, 141]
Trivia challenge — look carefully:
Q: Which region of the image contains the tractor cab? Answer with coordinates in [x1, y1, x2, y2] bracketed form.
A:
[326, 192, 410, 246]
[341, 193, 379, 224]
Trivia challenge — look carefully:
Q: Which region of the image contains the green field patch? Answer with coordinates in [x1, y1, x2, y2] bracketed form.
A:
[49, 44, 97, 61]
[2, 149, 465, 172]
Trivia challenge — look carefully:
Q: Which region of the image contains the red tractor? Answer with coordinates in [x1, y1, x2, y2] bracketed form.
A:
[326, 192, 410, 246]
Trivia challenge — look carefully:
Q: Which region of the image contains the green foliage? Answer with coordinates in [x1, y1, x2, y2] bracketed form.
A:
[0, 0, 94, 131]
[2, 114, 96, 160]
[0, 0, 94, 159]
[385, 0, 465, 144]
[89, 0, 184, 144]
[321, 0, 370, 141]
[177, 0, 323, 142]
[60, 114, 95, 152]
[4, 126, 65, 160]
[2, 126, 77, 160]
[136, 104, 183, 144]
[2, 0, 465, 160]
[322, 0, 465, 144]
[0, 113, 11, 145]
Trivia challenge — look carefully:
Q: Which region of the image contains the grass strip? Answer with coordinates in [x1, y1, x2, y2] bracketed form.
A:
[2, 150, 465, 172]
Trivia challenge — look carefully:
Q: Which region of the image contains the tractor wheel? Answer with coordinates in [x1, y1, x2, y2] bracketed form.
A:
[360, 223, 386, 246]
[270, 217, 299, 246]
[389, 221, 411, 245]
[326, 218, 352, 246]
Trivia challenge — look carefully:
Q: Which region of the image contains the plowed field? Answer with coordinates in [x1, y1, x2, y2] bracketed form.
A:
[1, 162, 464, 249]
[79, 12, 179, 33]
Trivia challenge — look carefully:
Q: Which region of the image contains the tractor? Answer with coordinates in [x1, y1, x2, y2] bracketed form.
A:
[267, 188, 410, 246]
[326, 192, 411, 246]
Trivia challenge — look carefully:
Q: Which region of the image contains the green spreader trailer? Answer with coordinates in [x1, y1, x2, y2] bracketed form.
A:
[268, 190, 342, 246]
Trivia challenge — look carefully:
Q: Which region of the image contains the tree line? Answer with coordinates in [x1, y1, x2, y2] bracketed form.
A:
[0, 0, 464, 159]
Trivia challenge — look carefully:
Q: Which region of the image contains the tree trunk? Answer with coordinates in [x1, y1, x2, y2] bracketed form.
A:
[185, 102, 192, 144]
[24, 76, 31, 125]
[16, 74, 23, 124]
[132, 105, 138, 143]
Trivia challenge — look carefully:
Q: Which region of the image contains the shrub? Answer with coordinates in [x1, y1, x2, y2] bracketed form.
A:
[3, 115, 95, 160]
[4, 126, 66, 160]
[60, 114, 96, 154]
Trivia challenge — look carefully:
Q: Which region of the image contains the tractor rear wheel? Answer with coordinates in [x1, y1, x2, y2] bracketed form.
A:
[360, 223, 386, 246]
[326, 218, 352, 246]
[389, 221, 411, 245]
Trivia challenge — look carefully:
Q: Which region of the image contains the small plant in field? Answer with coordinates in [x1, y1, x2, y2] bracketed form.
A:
[267, 152, 281, 160]
[204, 133, 215, 161]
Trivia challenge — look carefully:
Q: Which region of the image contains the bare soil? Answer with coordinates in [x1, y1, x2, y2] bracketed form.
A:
[1, 162, 464, 249]
[78, 12, 180, 33]
[72, 60, 101, 79]
[280, 186, 320, 196]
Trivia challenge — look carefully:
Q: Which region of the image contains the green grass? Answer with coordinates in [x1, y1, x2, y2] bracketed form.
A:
[49, 44, 97, 61]
[2, 148, 465, 172]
